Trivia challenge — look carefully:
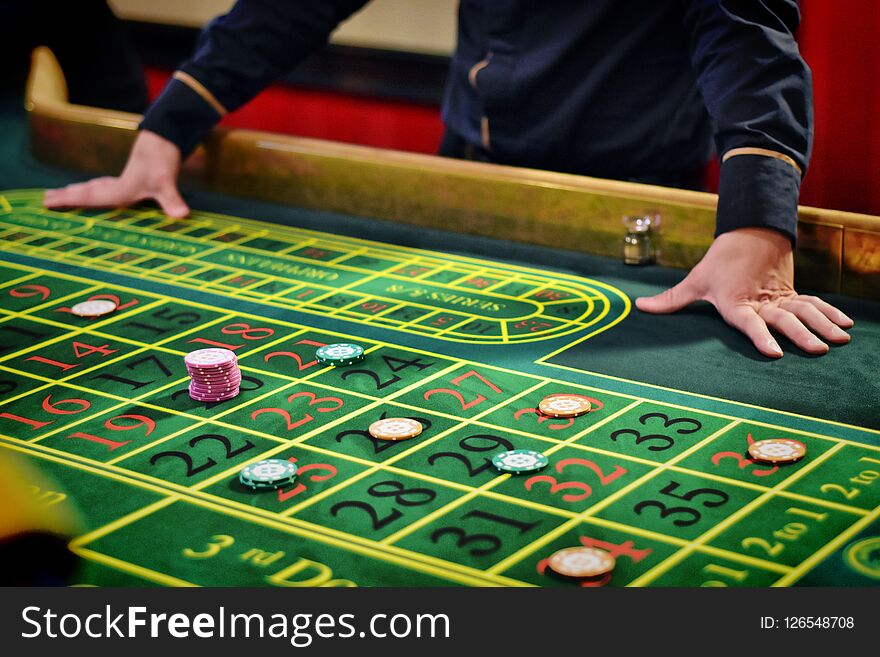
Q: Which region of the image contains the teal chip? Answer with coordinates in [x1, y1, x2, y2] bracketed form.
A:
[316, 342, 365, 366]
[239, 458, 298, 490]
[240, 475, 296, 491]
[491, 449, 549, 474]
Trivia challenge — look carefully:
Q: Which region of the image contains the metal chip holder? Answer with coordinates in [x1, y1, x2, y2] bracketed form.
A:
[623, 214, 660, 265]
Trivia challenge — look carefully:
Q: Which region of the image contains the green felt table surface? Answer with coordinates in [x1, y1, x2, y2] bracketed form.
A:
[1, 97, 878, 588]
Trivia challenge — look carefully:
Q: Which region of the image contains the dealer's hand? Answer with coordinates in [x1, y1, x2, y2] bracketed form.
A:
[43, 130, 188, 217]
[636, 227, 853, 358]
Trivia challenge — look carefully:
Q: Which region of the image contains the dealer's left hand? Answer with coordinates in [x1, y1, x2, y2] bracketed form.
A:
[635, 227, 853, 358]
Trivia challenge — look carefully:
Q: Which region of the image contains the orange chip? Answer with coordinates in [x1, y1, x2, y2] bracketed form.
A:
[368, 418, 423, 441]
[538, 394, 592, 418]
[748, 438, 807, 464]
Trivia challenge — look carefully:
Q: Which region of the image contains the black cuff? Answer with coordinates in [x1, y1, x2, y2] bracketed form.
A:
[715, 155, 802, 244]
[139, 78, 222, 160]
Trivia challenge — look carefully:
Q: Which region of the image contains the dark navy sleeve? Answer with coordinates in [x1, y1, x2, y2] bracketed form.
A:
[140, 0, 369, 158]
[682, 0, 813, 243]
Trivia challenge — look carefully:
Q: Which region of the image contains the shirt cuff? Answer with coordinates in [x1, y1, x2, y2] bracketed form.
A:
[715, 154, 802, 244]
[139, 77, 223, 159]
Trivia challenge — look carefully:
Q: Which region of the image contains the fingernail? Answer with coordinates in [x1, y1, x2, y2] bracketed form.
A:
[808, 338, 828, 351]
[837, 311, 853, 325]
[767, 340, 783, 357]
[831, 327, 850, 341]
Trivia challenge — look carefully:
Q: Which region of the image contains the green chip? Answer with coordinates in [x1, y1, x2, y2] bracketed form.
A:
[316, 342, 365, 366]
[239, 458, 297, 490]
[491, 449, 549, 474]
[240, 475, 296, 491]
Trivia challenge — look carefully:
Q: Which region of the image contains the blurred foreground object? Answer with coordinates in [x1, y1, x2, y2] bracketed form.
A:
[0, 452, 82, 586]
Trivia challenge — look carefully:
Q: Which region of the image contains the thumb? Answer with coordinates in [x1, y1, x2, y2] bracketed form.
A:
[44, 177, 124, 209]
[154, 184, 190, 218]
[636, 279, 701, 314]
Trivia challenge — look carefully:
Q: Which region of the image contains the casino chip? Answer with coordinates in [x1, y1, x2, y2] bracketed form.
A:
[188, 386, 239, 402]
[368, 417, 423, 441]
[316, 343, 365, 366]
[748, 438, 807, 464]
[70, 299, 117, 318]
[185, 348, 237, 368]
[239, 459, 298, 490]
[491, 449, 549, 474]
[185, 348, 241, 402]
[547, 547, 616, 578]
[538, 394, 592, 418]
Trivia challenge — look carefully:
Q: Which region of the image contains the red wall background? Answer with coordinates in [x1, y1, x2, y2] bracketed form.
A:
[798, 0, 880, 215]
[147, 1, 879, 216]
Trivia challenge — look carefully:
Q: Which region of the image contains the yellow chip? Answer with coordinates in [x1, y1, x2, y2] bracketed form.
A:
[538, 394, 592, 418]
[368, 417, 423, 441]
[548, 547, 615, 578]
[748, 438, 807, 464]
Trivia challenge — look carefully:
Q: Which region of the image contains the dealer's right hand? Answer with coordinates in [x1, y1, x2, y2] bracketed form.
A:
[44, 130, 189, 217]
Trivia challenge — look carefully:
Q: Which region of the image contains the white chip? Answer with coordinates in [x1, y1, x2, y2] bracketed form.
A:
[548, 399, 579, 412]
[324, 345, 359, 358]
[499, 452, 542, 468]
[185, 348, 237, 367]
[250, 461, 293, 479]
[758, 443, 798, 458]
[548, 547, 616, 578]
[239, 459, 297, 487]
[70, 299, 117, 317]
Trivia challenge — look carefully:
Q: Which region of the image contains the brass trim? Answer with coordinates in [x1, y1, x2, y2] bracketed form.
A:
[841, 228, 880, 298]
[173, 71, 228, 117]
[468, 55, 491, 89]
[25, 47, 67, 112]
[722, 147, 803, 176]
[480, 116, 491, 150]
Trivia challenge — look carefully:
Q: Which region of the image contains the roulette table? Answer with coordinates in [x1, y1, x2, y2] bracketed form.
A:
[0, 51, 877, 588]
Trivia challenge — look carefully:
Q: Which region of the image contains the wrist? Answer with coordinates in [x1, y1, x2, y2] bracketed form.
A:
[127, 130, 182, 171]
[720, 226, 792, 247]
[135, 130, 181, 158]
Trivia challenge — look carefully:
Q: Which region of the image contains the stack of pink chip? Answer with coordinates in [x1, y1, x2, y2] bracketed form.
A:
[185, 348, 241, 402]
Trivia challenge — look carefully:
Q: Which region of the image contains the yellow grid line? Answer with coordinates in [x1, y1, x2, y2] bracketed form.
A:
[629, 442, 850, 586]
[0, 196, 625, 346]
[0, 270, 41, 296]
[378, 398, 642, 547]
[485, 419, 741, 575]
[4, 286, 878, 464]
[1, 431, 526, 586]
[773, 503, 880, 586]
[539, 359, 880, 439]
[5, 386, 872, 588]
[3, 262, 878, 458]
[72, 548, 198, 587]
